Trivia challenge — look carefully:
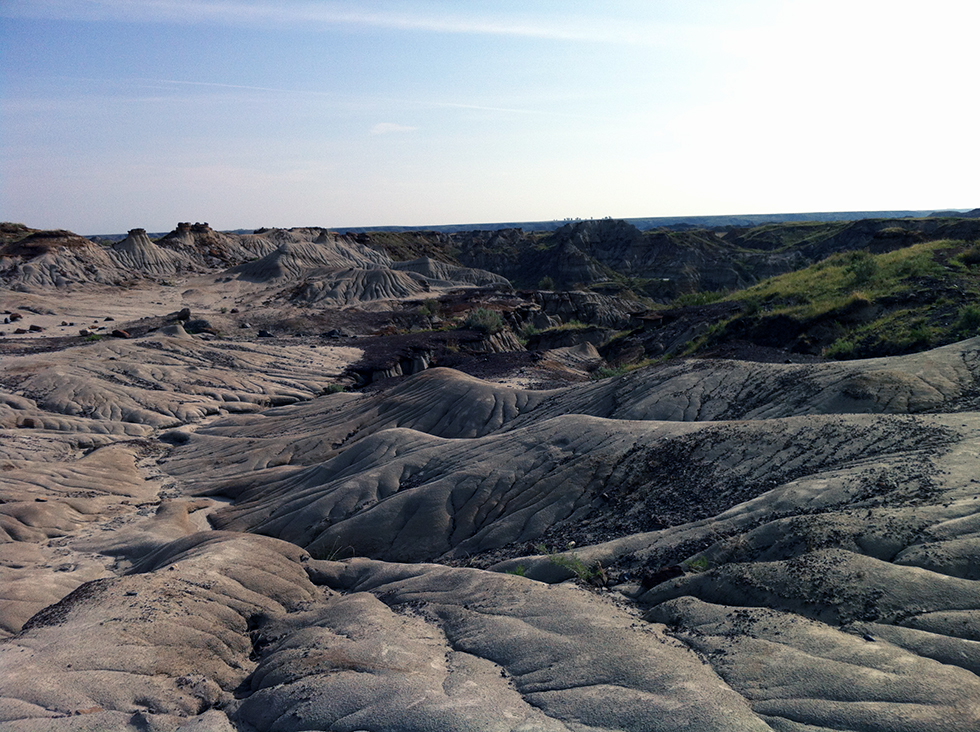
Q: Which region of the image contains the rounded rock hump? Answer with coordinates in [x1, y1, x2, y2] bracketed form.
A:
[227, 238, 392, 283]
[392, 256, 510, 288]
[109, 228, 190, 276]
[158, 221, 277, 267]
[0, 228, 121, 288]
[291, 267, 428, 304]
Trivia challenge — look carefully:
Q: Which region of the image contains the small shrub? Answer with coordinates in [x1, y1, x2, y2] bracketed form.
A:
[519, 323, 540, 341]
[322, 383, 346, 394]
[955, 304, 980, 337]
[846, 251, 879, 286]
[592, 365, 629, 380]
[548, 552, 605, 584]
[85, 333, 102, 342]
[845, 291, 872, 308]
[824, 336, 859, 360]
[671, 290, 724, 308]
[547, 319, 589, 332]
[741, 296, 762, 316]
[462, 308, 504, 335]
[417, 300, 438, 317]
[538, 275, 555, 290]
[894, 250, 942, 279]
[683, 556, 710, 573]
[957, 243, 980, 268]
[505, 565, 527, 577]
[907, 324, 934, 349]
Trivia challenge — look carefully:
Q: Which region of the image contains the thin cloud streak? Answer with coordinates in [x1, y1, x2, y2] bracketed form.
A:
[47, 77, 616, 122]
[1, 0, 668, 45]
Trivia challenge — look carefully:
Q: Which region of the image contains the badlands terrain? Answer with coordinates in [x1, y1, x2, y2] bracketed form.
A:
[1, 219, 980, 731]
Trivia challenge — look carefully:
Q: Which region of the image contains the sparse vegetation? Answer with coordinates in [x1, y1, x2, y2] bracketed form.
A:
[670, 239, 980, 361]
[954, 304, 980, 337]
[591, 364, 630, 380]
[824, 335, 859, 360]
[683, 556, 710, 573]
[956, 242, 980, 268]
[461, 308, 505, 335]
[536, 544, 606, 585]
[671, 290, 725, 308]
[417, 299, 439, 318]
[544, 319, 589, 332]
[845, 251, 879, 286]
[547, 552, 605, 584]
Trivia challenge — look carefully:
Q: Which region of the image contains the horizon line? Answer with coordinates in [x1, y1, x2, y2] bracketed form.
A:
[72, 207, 974, 237]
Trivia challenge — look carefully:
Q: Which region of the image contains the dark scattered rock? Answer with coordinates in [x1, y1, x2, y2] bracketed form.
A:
[158, 430, 192, 445]
[257, 329, 275, 338]
[104, 316, 114, 322]
[184, 319, 217, 335]
[28, 324, 44, 332]
[79, 329, 91, 337]
[110, 329, 131, 339]
[640, 565, 686, 589]
[14, 328, 28, 335]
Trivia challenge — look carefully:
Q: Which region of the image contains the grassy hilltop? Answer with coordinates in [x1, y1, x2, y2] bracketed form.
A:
[678, 238, 980, 360]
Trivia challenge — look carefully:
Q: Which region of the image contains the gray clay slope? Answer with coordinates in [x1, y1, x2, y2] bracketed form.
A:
[2, 279, 980, 730]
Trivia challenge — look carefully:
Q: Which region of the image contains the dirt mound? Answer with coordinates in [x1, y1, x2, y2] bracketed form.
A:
[228, 238, 390, 283]
[110, 228, 191, 277]
[392, 256, 510, 287]
[155, 221, 277, 267]
[291, 267, 427, 304]
[0, 231, 125, 289]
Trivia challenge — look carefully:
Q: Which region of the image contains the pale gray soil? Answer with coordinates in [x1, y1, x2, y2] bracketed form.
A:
[2, 233, 979, 731]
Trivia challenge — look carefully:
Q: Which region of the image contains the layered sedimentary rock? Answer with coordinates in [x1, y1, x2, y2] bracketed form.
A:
[2, 228, 980, 731]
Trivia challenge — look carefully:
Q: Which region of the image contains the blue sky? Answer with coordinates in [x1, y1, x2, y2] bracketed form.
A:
[1, 0, 977, 233]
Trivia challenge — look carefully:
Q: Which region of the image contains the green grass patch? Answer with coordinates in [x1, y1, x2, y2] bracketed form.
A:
[461, 308, 505, 335]
[954, 304, 980, 338]
[546, 319, 589, 332]
[671, 290, 726, 308]
[822, 309, 941, 359]
[662, 239, 980, 361]
[722, 241, 955, 322]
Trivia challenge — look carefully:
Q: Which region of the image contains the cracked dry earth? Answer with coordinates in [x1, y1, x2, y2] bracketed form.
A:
[3, 319, 980, 731]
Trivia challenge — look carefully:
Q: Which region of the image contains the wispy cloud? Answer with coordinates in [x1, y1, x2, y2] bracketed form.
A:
[0, 0, 660, 45]
[51, 76, 615, 122]
[371, 123, 418, 135]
